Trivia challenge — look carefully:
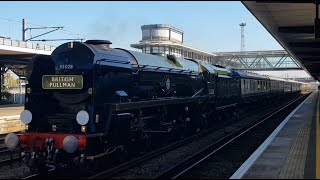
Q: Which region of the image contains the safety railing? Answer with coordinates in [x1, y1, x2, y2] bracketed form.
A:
[0, 37, 55, 51]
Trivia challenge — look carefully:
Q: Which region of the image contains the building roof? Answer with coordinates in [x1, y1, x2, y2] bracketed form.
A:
[141, 24, 184, 33]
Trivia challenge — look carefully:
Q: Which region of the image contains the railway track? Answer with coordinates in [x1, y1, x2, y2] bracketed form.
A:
[153, 93, 308, 179]
[0, 132, 24, 167]
[23, 126, 226, 179]
[21, 96, 273, 179]
[0, 148, 15, 156]
[22, 168, 57, 180]
[0, 147, 22, 167]
[0, 136, 5, 145]
[0, 131, 23, 148]
[86, 94, 303, 179]
[0, 156, 21, 166]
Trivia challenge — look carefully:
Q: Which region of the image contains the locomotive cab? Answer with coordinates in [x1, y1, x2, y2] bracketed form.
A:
[198, 61, 217, 96]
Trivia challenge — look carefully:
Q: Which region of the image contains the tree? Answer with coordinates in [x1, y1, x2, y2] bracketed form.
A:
[3, 71, 19, 88]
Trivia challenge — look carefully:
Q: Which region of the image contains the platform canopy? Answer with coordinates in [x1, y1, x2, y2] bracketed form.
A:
[0, 37, 54, 77]
[242, 1, 320, 80]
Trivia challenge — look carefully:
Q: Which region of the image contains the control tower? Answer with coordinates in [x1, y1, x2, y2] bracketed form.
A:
[131, 24, 216, 63]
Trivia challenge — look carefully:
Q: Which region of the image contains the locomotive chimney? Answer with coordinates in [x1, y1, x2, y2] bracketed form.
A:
[85, 40, 112, 49]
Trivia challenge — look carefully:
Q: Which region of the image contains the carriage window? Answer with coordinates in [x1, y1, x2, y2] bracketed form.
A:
[152, 46, 159, 53]
[146, 46, 151, 53]
[265, 81, 267, 89]
[251, 80, 254, 91]
[165, 47, 169, 54]
[265, 81, 267, 90]
[246, 79, 248, 92]
[159, 47, 165, 53]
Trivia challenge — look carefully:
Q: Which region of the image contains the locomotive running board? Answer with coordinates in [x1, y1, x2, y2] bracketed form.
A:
[110, 96, 211, 112]
[103, 95, 214, 137]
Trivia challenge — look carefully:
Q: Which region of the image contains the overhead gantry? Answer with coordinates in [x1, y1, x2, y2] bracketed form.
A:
[242, 1, 320, 81]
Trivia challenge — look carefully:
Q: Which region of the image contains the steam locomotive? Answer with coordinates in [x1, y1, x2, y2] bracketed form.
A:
[4, 40, 302, 171]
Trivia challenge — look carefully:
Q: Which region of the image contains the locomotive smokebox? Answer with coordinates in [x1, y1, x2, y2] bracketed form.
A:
[85, 40, 112, 49]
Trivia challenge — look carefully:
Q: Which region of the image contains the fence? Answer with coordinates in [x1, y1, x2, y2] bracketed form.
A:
[0, 37, 55, 51]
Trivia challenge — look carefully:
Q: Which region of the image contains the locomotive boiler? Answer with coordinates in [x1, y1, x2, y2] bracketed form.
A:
[4, 40, 302, 171]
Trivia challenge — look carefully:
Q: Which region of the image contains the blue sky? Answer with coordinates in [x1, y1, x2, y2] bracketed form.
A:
[0, 1, 284, 52]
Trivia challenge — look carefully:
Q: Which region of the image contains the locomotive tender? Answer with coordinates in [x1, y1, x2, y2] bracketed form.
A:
[4, 40, 302, 170]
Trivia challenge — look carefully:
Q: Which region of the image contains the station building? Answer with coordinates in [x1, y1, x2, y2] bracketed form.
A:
[130, 24, 217, 64]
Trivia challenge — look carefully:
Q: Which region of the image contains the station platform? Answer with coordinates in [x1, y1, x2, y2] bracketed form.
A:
[0, 104, 23, 117]
[0, 104, 24, 134]
[231, 91, 319, 179]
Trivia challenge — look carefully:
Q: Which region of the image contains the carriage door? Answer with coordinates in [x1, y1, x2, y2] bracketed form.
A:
[202, 71, 211, 95]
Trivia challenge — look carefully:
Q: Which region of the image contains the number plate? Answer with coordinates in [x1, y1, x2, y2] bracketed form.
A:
[42, 75, 83, 89]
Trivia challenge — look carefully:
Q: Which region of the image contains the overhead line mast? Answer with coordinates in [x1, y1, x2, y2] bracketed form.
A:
[240, 23, 246, 52]
[22, 18, 84, 42]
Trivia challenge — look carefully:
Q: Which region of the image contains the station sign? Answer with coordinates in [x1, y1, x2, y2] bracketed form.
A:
[42, 75, 83, 89]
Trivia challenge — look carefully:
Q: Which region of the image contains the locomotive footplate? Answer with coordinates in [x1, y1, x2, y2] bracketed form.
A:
[110, 95, 212, 112]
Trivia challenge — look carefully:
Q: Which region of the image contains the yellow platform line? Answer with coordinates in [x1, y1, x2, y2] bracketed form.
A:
[317, 92, 320, 179]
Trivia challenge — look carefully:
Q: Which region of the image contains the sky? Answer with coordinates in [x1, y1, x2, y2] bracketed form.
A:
[0, 1, 284, 52]
[0, 1, 311, 78]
